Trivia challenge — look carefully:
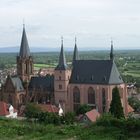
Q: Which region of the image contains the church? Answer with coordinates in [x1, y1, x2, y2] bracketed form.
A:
[0, 26, 129, 115]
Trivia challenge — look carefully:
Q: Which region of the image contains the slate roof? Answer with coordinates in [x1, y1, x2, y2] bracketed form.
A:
[55, 39, 68, 70]
[28, 75, 54, 92]
[69, 60, 123, 85]
[10, 76, 24, 92]
[19, 26, 30, 58]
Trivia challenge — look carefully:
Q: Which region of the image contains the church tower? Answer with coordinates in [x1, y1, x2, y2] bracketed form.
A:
[17, 25, 34, 82]
[54, 37, 71, 113]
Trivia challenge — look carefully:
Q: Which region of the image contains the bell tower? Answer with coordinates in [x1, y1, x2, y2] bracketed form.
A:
[54, 37, 71, 113]
[17, 25, 33, 82]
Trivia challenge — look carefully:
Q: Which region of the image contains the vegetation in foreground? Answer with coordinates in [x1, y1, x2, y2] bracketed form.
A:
[0, 114, 140, 140]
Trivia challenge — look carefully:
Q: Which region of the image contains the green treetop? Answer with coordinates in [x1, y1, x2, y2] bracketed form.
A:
[109, 87, 124, 119]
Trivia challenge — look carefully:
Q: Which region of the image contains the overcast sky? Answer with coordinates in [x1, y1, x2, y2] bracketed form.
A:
[0, 0, 140, 50]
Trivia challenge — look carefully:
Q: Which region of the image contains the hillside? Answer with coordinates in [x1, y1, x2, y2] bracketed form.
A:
[0, 116, 140, 140]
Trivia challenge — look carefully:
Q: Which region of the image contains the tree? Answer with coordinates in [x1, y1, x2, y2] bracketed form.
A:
[109, 87, 124, 119]
[76, 104, 91, 115]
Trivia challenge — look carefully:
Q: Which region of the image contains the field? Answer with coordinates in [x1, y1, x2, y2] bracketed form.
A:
[0, 117, 139, 140]
[0, 50, 140, 83]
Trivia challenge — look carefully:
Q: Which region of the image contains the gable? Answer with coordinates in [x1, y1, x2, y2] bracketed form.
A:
[4, 76, 15, 92]
[109, 61, 123, 84]
[10, 76, 24, 92]
[4, 76, 24, 92]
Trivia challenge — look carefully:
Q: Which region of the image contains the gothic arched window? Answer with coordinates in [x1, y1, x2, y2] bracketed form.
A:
[73, 87, 80, 112]
[102, 88, 106, 112]
[88, 87, 96, 108]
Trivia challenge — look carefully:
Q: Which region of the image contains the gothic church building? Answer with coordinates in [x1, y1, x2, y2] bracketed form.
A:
[0, 26, 129, 115]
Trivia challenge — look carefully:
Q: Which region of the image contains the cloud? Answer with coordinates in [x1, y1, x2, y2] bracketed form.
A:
[0, 0, 140, 49]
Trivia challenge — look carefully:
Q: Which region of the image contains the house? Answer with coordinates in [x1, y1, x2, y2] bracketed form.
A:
[79, 109, 100, 124]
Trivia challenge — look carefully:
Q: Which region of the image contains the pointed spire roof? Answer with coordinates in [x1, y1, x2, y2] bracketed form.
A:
[110, 39, 114, 60]
[72, 37, 79, 65]
[55, 37, 68, 70]
[19, 24, 30, 58]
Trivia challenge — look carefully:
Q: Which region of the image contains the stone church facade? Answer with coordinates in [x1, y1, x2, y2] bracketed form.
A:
[0, 26, 129, 115]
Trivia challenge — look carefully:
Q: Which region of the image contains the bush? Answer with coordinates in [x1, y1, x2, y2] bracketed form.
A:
[96, 113, 140, 138]
[97, 113, 126, 129]
[63, 112, 76, 124]
[76, 104, 91, 115]
[128, 97, 140, 112]
[25, 103, 41, 119]
[38, 112, 61, 125]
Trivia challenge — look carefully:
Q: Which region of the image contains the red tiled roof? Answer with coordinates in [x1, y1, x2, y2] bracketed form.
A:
[0, 101, 17, 116]
[128, 104, 134, 113]
[85, 109, 100, 122]
[37, 104, 59, 113]
[0, 101, 9, 116]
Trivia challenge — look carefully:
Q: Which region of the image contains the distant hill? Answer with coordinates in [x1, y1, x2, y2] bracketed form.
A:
[0, 46, 140, 53]
[0, 46, 61, 52]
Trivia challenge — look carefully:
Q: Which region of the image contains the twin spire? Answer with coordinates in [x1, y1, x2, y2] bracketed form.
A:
[19, 24, 30, 58]
[56, 37, 79, 70]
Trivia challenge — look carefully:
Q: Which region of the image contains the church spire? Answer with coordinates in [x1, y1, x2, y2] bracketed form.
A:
[110, 39, 114, 60]
[55, 37, 68, 70]
[19, 24, 30, 58]
[72, 37, 79, 65]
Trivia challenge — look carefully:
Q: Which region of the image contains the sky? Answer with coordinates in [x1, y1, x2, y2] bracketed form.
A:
[0, 0, 140, 50]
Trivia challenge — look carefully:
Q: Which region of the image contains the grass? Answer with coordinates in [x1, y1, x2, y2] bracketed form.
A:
[0, 117, 139, 140]
[34, 64, 56, 68]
